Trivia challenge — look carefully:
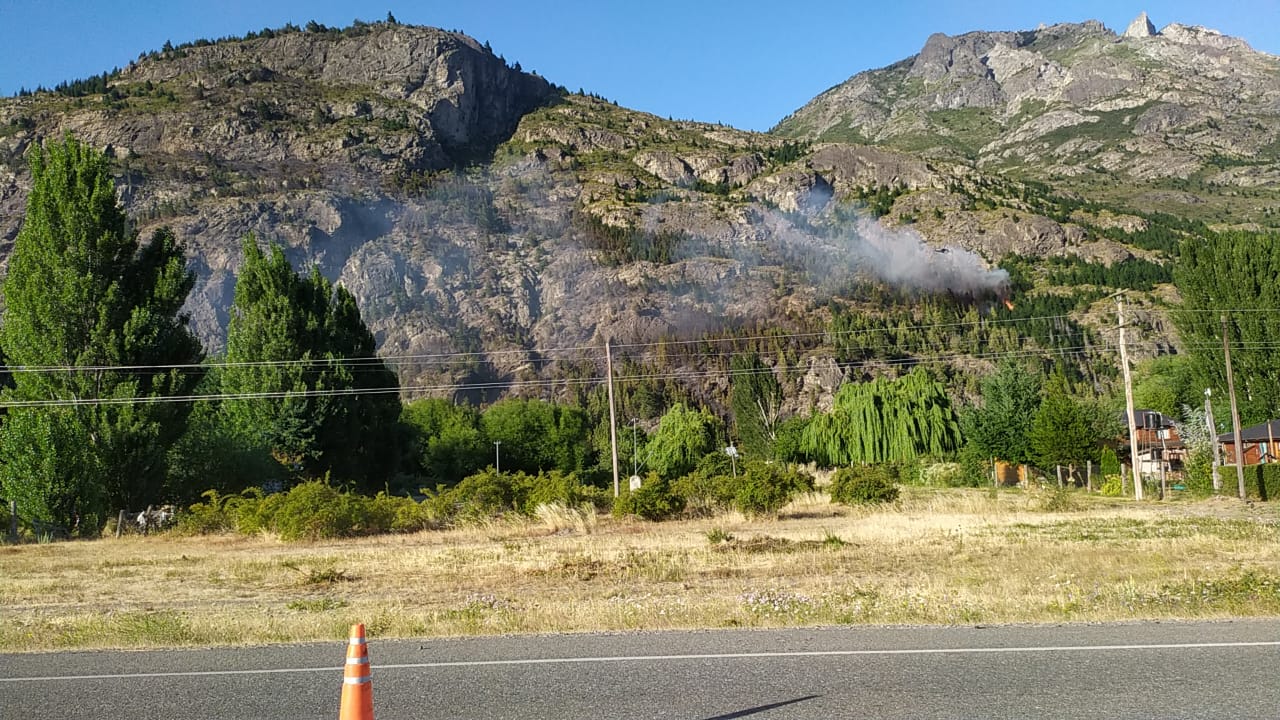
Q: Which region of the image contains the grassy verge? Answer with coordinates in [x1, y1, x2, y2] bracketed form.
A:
[2, 487, 1278, 652]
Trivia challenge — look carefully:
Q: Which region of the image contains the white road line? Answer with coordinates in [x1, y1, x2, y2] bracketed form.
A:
[5, 640, 1279, 683]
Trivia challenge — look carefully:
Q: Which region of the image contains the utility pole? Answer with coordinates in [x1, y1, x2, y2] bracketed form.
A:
[606, 339, 620, 498]
[1222, 316, 1247, 500]
[631, 418, 639, 478]
[1117, 295, 1144, 500]
[1205, 388, 1222, 493]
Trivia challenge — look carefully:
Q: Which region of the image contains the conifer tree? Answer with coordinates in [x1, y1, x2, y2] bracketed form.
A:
[1027, 374, 1101, 473]
[219, 237, 401, 491]
[0, 135, 203, 532]
[962, 359, 1043, 466]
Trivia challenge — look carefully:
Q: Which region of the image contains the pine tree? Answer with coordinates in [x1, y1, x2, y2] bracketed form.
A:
[962, 359, 1043, 465]
[1028, 374, 1101, 473]
[219, 237, 401, 491]
[0, 135, 204, 532]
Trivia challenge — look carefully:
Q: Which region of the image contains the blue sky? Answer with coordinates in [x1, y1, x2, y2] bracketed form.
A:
[0, 1, 1276, 131]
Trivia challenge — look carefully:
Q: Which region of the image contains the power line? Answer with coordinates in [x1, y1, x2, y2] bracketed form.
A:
[0, 312, 1088, 376]
[0, 343, 1110, 409]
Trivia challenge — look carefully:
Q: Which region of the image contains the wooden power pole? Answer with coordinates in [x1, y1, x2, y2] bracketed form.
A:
[1118, 296, 1144, 501]
[605, 339, 621, 498]
[1221, 316, 1247, 500]
[1205, 388, 1222, 493]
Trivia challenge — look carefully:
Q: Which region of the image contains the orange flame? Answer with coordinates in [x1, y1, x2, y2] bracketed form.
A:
[1003, 299, 1015, 311]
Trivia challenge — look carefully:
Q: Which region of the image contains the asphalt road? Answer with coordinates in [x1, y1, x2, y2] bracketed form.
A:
[3, 620, 1279, 719]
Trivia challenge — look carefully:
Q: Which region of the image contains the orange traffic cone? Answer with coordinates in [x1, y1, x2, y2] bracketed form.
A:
[339, 623, 374, 720]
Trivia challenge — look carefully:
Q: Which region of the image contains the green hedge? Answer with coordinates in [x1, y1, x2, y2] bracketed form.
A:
[1223, 465, 1280, 501]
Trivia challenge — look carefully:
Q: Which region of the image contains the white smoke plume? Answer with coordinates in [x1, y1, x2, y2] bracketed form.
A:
[842, 216, 1009, 297]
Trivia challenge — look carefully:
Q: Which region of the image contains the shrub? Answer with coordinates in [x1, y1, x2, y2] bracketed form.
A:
[612, 473, 685, 520]
[1229, 465, 1280, 501]
[435, 469, 520, 519]
[518, 470, 599, 513]
[956, 443, 993, 487]
[919, 461, 966, 487]
[1099, 447, 1121, 477]
[270, 481, 362, 540]
[829, 465, 900, 506]
[1099, 474, 1123, 497]
[175, 490, 235, 534]
[1039, 485, 1080, 512]
[729, 462, 814, 517]
[706, 527, 734, 544]
[672, 453, 736, 514]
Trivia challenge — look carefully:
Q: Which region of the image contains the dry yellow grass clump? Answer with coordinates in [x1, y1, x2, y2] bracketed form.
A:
[2, 487, 1278, 652]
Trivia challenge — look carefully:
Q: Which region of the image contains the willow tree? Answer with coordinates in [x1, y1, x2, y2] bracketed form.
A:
[645, 403, 720, 480]
[801, 367, 961, 466]
[0, 135, 203, 532]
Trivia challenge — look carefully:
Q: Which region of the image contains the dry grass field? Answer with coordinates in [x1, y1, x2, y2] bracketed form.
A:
[2, 487, 1279, 652]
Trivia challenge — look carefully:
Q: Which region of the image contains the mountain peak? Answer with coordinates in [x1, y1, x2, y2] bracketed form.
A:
[1123, 12, 1158, 38]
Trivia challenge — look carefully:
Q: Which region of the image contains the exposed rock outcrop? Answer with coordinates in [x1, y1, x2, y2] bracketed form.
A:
[1123, 12, 1158, 39]
[775, 15, 1280, 208]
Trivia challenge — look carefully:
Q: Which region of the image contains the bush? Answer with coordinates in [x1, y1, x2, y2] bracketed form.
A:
[270, 481, 362, 540]
[177, 484, 436, 538]
[1099, 447, 1121, 477]
[431, 469, 610, 521]
[1099, 474, 1123, 497]
[1227, 465, 1280, 501]
[919, 461, 966, 487]
[434, 469, 520, 519]
[956, 443, 992, 487]
[672, 453, 736, 514]
[175, 490, 235, 534]
[729, 462, 814, 517]
[518, 470, 601, 513]
[612, 473, 685, 520]
[829, 465, 900, 506]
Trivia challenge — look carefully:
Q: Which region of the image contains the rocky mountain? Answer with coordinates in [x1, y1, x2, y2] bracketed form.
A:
[0, 17, 1260, 408]
[774, 14, 1280, 229]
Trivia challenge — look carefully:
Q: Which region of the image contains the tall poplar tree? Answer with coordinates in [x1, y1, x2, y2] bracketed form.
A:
[0, 135, 203, 532]
[219, 237, 401, 491]
[1172, 230, 1280, 424]
[730, 353, 782, 459]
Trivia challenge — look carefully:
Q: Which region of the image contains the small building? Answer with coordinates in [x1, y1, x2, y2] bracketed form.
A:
[1217, 419, 1280, 466]
[1123, 409, 1185, 478]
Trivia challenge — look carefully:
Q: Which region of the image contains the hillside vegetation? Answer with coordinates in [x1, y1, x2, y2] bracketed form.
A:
[0, 16, 1277, 539]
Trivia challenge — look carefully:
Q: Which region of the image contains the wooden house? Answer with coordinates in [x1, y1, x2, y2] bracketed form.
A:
[1123, 409, 1186, 478]
[1218, 419, 1280, 466]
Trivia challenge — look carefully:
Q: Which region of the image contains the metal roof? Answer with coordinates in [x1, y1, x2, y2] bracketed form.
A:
[1217, 420, 1280, 443]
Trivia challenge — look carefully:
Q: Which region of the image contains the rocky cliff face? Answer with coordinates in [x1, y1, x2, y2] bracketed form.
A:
[774, 15, 1280, 224]
[0, 24, 558, 356]
[0, 19, 1243, 407]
